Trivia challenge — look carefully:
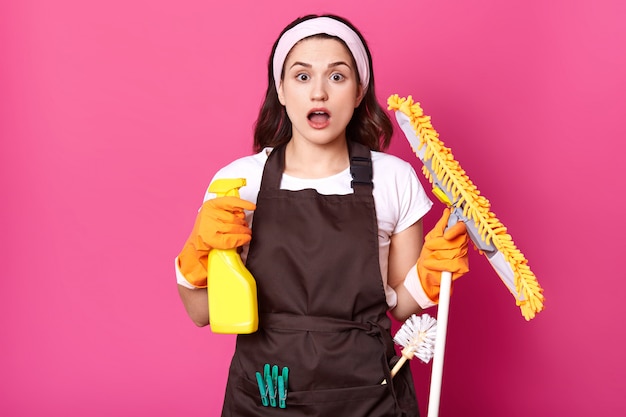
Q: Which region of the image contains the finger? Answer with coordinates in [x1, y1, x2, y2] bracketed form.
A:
[203, 222, 252, 236]
[210, 233, 253, 250]
[423, 232, 468, 252]
[443, 221, 467, 240]
[433, 208, 451, 234]
[205, 209, 249, 226]
[426, 246, 469, 261]
[208, 196, 256, 212]
[421, 257, 468, 274]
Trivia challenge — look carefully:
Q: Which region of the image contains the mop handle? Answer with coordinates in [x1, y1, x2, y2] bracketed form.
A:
[427, 271, 452, 417]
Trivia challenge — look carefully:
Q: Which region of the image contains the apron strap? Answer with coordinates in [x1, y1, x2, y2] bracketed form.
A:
[261, 312, 395, 359]
[261, 312, 382, 336]
[258, 141, 374, 193]
[259, 143, 287, 191]
[348, 141, 373, 195]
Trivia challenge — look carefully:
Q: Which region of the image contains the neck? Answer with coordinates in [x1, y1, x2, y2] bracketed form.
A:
[283, 139, 350, 179]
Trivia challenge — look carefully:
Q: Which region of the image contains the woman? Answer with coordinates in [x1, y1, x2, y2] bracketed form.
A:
[176, 14, 469, 416]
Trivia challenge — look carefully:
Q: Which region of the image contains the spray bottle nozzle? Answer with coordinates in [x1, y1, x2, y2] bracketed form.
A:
[208, 178, 247, 197]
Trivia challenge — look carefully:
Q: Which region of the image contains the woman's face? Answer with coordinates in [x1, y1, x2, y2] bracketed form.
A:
[278, 37, 364, 148]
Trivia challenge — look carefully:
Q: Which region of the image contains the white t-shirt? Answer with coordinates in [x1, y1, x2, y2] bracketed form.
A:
[177, 148, 433, 309]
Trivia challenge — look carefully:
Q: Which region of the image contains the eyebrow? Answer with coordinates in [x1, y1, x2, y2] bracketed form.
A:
[289, 61, 352, 70]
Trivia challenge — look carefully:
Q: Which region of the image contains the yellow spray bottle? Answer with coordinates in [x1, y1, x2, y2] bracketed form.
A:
[207, 178, 259, 334]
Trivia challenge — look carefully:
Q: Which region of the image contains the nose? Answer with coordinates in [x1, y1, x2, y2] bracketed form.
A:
[310, 78, 328, 101]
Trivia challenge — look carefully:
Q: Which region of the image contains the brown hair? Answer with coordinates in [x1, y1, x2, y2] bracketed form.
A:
[252, 14, 393, 152]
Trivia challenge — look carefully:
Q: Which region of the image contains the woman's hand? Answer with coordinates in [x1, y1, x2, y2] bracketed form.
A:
[416, 208, 469, 303]
[177, 196, 256, 288]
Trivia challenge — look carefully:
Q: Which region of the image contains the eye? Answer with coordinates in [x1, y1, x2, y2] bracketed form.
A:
[330, 73, 345, 82]
[296, 73, 310, 82]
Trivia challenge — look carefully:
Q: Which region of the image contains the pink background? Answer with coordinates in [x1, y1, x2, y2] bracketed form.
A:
[2, 0, 625, 416]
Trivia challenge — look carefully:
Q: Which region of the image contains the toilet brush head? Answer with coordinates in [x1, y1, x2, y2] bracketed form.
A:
[393, 313, 438, 364]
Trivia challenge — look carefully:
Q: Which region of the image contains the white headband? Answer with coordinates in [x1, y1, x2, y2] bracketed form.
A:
[272, 17, 370, 93]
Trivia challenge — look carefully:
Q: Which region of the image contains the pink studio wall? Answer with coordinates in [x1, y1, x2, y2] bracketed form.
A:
[1, 0, 624, 416]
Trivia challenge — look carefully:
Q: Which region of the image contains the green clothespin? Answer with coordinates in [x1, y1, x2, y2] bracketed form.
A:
[272, 365, 278, 394]
[282, 367, 289, 391]
[266, 373, 276, 407]
[255, 371, 269, 407]
[278, 367, 289, 408]
[256, 364, 288, 408]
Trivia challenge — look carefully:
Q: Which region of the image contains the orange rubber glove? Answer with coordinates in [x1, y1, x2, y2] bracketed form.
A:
[417, 208, 470, 303]
[177, 196, 256, 288]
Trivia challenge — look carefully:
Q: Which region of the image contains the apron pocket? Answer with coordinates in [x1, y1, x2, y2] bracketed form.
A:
[237, 375, 399, 416]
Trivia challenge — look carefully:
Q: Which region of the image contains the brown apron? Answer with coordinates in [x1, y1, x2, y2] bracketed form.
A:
[221, 141, 419, 416]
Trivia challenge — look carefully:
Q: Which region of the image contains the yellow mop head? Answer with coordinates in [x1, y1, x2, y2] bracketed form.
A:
[388, 94, 544, 320]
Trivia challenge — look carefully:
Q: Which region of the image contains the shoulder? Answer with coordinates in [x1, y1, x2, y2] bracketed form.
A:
[205, 148, 271, 202]
[214, 148, 270, 177]
[371, 150, 414, 169]
[370, 151, 417, 182]
[370, 150, 433, 233]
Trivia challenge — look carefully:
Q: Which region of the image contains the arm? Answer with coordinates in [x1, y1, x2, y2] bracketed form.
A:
[390, 209, 470, 323]
[387, 220, 424, 322]
[177, 285, 209, 327]
[175, 194, 256, 327]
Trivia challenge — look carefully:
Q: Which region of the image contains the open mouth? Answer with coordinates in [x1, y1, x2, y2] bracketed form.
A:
[307, 110, 330, 124]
